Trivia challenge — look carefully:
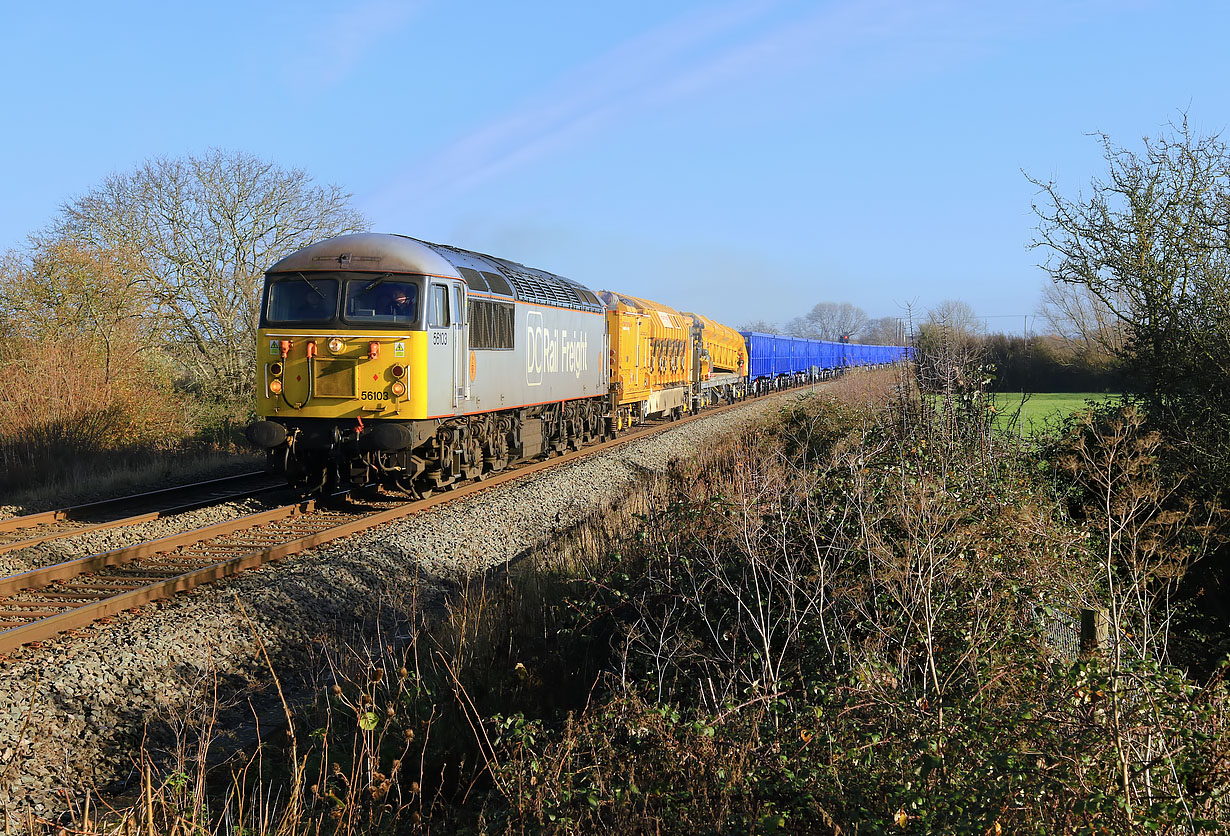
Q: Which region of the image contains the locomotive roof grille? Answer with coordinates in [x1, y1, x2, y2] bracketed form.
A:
[413, 237, 602, 313]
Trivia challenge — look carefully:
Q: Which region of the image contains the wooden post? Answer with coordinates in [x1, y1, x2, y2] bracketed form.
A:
[1080, 608, 1109, 654]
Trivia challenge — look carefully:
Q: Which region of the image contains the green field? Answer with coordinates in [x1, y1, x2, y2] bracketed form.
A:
[993, 392, 1120, 434]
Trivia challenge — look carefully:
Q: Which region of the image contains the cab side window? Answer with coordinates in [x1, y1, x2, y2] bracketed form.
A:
[430, 284, 451, 328]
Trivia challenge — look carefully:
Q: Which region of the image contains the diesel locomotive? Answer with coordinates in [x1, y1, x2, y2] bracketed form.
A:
[244, 233, 909, 495]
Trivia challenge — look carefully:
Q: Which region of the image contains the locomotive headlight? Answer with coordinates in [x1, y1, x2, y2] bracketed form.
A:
[390, 364, 406, 379]
[327, 337, 345, 354]
[269, 362, 283, 377]
[390, 380, 406, 397]
[269, 378, 284, 395]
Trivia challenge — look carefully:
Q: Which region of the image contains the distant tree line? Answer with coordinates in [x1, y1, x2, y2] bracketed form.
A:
[740, 302, 907, 345]
[980, 334, 1120, 392]
[750, 294, 1122, 392]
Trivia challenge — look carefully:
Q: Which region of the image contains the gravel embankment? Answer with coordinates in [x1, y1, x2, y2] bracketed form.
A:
[0, 394, 795, 827]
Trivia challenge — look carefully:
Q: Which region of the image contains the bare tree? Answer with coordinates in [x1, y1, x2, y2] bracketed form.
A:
[1028, 118, 1230, 337]
[738, 319, 779, 333]
[47, 150, 368, 400]
[1029, 117, 1230, 489]
[0, 240, 156, 386]
[915, 299, 987, 415]
[786, 301, 868, 341]
[925, 299, 982, 336]
[1038, 280, 1125, 363]
[860, 316, 904, 345]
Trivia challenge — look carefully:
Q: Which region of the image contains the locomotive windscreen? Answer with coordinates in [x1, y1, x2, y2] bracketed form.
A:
[345, 278, 420, 324]
[266, 275, 339, 323]
[263, 273, 426, 328]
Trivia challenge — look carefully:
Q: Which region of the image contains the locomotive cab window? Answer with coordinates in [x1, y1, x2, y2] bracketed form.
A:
[344, 277, 421, 325]
[429, 284, 451, 327]
[266, 275, 339, 323]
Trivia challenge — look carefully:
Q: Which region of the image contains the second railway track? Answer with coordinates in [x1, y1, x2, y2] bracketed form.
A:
[0, 471, 287, 556]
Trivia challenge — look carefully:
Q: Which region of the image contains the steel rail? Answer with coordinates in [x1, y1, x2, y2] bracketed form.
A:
[0, 475, 285, 556]
[0, 502, 316, 597]
[0, 381, 825, 655]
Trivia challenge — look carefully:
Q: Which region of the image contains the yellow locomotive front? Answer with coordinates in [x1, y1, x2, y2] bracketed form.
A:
[255, 274, 425, 420]
[247, 269, 434, 492]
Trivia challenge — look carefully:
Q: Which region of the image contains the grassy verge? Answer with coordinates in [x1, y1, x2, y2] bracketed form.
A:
[992, 391, 1119, 435]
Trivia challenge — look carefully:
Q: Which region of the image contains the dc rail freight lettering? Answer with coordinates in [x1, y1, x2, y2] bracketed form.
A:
[244, 233, 912, 495]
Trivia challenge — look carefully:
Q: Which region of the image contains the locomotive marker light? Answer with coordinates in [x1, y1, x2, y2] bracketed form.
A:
[328, 337, 345, 354]
[268, 361, 285, 396]
[390, 363, 407, 398]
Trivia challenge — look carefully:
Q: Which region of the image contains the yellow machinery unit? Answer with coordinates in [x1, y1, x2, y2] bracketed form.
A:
[686, 312, 746, 378]
[599, 290, 693, 427]
[686, 311, 748, 409]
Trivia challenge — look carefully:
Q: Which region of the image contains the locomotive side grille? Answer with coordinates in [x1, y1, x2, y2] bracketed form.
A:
[313, 358, 356, 398]
[468, 300, 515, 350]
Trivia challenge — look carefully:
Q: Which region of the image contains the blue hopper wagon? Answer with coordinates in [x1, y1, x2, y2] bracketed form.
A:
[739, 331, 912, 394]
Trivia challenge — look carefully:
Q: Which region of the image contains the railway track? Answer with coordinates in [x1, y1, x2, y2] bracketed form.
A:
[0, 386, 819, 657]
[0, 472, 286, 556]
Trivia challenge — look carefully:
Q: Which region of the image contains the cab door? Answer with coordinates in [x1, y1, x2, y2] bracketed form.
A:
[426, 281, 455, 415]
[452, 283, 469, 405]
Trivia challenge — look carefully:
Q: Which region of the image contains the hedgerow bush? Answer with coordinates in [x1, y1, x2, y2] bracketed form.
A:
[471, 381, 1230, 834]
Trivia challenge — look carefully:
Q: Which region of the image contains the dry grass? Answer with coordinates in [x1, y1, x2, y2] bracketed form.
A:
[0, 447, 264, 517]
[0, 334, 263, 511]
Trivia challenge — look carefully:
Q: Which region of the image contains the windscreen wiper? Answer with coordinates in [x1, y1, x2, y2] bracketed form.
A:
[295, 272, 325, 298]
[359, 273, 394, 295]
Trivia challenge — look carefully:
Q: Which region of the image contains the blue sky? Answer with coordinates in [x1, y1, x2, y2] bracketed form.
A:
[2, 0, 1226, 331]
